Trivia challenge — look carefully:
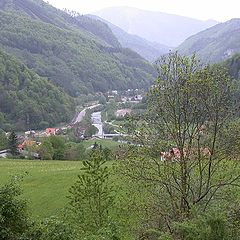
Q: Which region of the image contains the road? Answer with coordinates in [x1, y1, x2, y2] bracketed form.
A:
[73, 104, 100, 124]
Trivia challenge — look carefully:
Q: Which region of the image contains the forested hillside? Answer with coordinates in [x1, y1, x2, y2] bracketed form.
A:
[177, 18, 240, 63]
[0, 50, 74, 131]
[224, 53, 240, 79]
[0, 0, 156, 97]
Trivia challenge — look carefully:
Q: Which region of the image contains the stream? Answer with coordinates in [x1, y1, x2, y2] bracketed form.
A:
[91, 111, 104, 138]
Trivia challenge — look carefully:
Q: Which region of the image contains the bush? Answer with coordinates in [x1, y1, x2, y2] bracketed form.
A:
[0, 176, 30, 239]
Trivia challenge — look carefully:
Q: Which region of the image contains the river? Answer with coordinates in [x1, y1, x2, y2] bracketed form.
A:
[91, 111, 103, 138]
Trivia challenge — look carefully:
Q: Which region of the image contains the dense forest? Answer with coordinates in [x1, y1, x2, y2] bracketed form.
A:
[0, 49, 74, 131]
[225, 53, 240, 79]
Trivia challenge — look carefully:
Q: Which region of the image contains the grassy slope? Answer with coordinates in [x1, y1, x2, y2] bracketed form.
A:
[0, 139, 121, 218]
[0, 160, 83, 218]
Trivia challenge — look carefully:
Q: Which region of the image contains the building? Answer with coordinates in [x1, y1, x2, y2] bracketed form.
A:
[45, 128, 57, 136]
[115, 109, 131, 117]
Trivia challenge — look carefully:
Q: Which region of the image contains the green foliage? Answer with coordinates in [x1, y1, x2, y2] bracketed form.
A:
[99, 95, 107, 105]
[224, 53, 240, 79]
[174, 213, 230, 240]
[84, 124, 98, 138]
[38, 137, 88, 161]
[0, 176, 30, 239]
[0, 49, 74, 131]
[48, 136, 66, 160]
[24, 216, 78, 240]
[0, 129, 8, 150]
[69, 148, 115, 234]
[64, 142, 86, 160]
[38, 139, 54, 160]
[8, 131, 18, 155]
[102, 147, 113, 161]
[74, 14, 121, 48]
[103, 123, 116, 134]
[39, 121, 49, 130]
[121, 52, 240, 239]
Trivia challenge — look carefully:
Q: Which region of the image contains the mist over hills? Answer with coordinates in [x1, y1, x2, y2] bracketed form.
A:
[94, 6, 218, 47]
[177, 18, 240, 63]
[87, 14, 170, 62]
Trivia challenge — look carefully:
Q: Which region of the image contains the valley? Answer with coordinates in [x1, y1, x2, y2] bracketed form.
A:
[0, 0, 240, 239]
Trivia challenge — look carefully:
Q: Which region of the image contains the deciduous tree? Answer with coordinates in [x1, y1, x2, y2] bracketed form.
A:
[69, 148, 115, 235]
[8, 131, 18, 156]
[122, 52, 240, 238]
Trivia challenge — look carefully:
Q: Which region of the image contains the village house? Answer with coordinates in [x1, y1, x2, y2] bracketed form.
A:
[24, 130, 36, 138]
[45, 128, 58, 136]
[17, 140, 38, 152]
[115, 109, 132, 117]
[160, 147, 211, 161]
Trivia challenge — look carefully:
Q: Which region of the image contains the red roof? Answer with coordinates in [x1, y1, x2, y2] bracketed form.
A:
[45, 128, 56, 134]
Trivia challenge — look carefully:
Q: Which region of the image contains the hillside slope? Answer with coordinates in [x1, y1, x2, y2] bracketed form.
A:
[87, 14, 170, 62]
[224, 53, 240, 79]
[177, 19, 240, 63]
[0, 49, 74, 131]
[0, 0, 156, 96]
[94, 6, 218, 47]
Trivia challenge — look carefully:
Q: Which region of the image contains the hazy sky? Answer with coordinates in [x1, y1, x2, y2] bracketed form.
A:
[44, 0, 239, 22]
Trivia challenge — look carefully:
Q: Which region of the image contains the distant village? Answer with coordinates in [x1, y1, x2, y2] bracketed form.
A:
[0, 89, 144, 159]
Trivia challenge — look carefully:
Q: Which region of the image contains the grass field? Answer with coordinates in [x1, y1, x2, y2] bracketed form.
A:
[0, 159, 83, 219]
[0, 140, 122, 219]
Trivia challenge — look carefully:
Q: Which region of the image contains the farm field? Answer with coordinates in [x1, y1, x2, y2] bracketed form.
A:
[0, 159, 83, 218]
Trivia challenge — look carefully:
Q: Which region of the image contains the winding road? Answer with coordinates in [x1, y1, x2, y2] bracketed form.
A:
[73, 104, 100, 124]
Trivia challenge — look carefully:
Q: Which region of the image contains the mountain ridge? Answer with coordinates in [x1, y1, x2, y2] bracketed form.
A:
[177, 18, 240, 63]
[94, 6, 218, 47]
[87, 14, 170, 62]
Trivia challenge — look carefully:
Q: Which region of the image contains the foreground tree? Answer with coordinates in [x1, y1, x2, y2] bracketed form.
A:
[68, 148, 116, 238]
[0, 177, 29, 239]
[122, 52, 240, 238]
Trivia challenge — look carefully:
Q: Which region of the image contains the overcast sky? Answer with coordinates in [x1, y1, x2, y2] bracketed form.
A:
[44, 0, 239, 22]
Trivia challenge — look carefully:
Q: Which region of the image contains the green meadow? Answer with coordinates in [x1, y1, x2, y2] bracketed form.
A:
[0, 159, 83, 218]
[0, 139, 122, 219]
